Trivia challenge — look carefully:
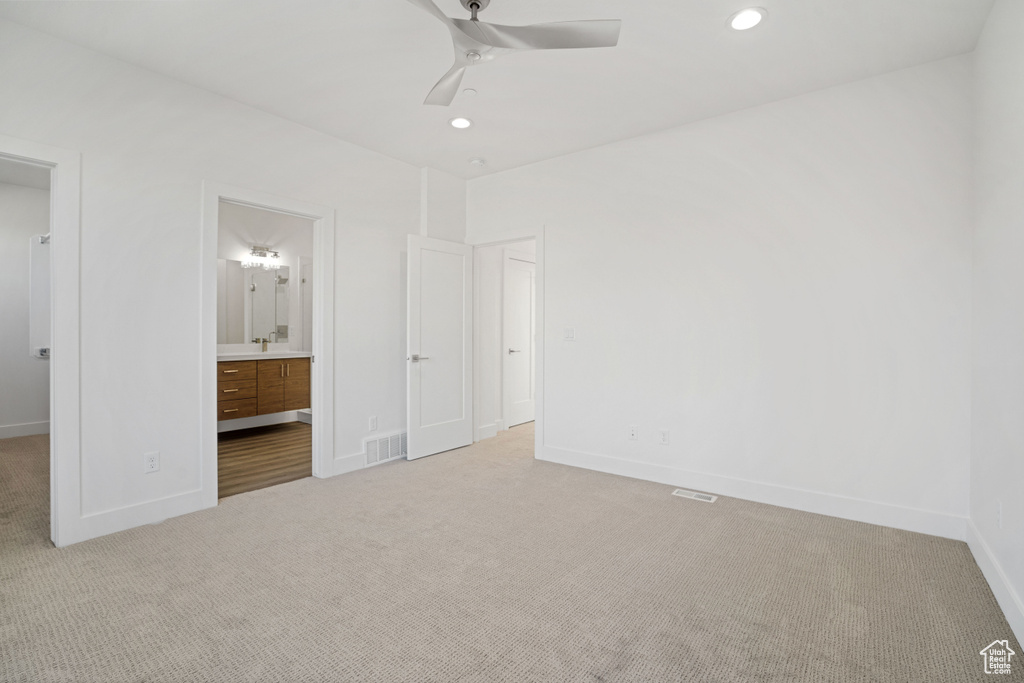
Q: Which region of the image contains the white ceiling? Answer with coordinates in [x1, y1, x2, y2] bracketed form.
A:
[0, 0, 994, 178]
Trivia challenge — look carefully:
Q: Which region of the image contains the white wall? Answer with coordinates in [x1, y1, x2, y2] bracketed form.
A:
[0, 181, 49, 438]
[420, 167, 467, 243]
[468, 56, 973, 540]
[0, 19, 421, 542]
[971, 0, 1024, 641]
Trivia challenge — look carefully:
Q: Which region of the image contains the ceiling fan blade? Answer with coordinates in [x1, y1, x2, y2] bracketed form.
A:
[452, 19, 621, 50]
[424, 62, 467, 106]
[405, 0, 457, 28]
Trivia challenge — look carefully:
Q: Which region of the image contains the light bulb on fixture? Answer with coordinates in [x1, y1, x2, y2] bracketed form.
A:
[729, 7, 766, 30]
[241, 245, 281, 270]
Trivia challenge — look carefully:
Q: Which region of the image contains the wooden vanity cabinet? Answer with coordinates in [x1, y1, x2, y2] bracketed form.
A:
[217, 358, 310, 420]
[257, 358, 310, 415]
[216, 361, 258, 421]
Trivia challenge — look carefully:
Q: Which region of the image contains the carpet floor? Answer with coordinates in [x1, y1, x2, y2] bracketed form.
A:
[0, 427, 1019, 682]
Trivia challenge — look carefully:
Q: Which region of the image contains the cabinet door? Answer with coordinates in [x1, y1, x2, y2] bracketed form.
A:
[284, 358, 311, 411]
[257, 360, 286, 414]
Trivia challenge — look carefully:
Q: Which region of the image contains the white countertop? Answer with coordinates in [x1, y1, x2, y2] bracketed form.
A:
[218, 351, 312, 362]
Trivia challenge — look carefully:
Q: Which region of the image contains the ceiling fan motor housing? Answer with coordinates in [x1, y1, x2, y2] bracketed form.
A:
[460, 0, 490, 16]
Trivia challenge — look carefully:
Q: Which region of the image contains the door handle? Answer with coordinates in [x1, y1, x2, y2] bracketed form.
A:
[409, 354, 431, 362]
[508, 348, 521, 354]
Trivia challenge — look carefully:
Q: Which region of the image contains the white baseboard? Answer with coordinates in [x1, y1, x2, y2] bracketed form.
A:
[333, 451, 364, 476]
[59, 489, 208, 547]
[0, 420, 50, 439]
[475, 422, 498, 442]
[217, 412, 300, 433]
[539, 445, 968, 541]
[967, 520, 1024, 643]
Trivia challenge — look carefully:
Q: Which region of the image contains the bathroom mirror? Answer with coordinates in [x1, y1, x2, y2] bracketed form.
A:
[217, 260, 289, 344]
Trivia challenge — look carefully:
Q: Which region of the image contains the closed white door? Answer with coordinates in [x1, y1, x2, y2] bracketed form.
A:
[503, 250, 535, 428]
[407, 235, 474, 459]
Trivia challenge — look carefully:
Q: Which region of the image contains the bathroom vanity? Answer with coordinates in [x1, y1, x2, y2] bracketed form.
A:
[217, 352, 311, 420]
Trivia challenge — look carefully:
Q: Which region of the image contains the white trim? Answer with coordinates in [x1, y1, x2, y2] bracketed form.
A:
[968, 520, 1024, 643]
[201, 182, 337, 510]
[539, 444, 968, 541]
[534, 228, 545, 458]
[0, 135, 82, 548]
[0, 421, 50, 439]
[217, 412, 302, 433]
[475, 422, 498, 442]
[333, 451, 364, 476]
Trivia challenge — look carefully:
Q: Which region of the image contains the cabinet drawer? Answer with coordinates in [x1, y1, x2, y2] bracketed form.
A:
[217, 398, 257, 421]
[218, 361, 257, 381]
[217, 379, 257, 402]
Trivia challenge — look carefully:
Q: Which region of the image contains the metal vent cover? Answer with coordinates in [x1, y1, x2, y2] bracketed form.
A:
[672, 489, 717, 503]
[364, 431, 408, 466]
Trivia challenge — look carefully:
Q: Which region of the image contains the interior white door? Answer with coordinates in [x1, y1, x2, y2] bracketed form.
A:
[503, 250, 535, 428]
[407, 235, 474, 459]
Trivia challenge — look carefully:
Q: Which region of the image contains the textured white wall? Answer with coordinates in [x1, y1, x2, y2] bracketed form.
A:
[0, 19, 419, 533]
[971, 0, 1024, 641]
[468, 56, 973, 539]
[0, 182, 49, 437]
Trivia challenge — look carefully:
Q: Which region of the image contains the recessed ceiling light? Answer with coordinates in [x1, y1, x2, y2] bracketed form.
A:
[729, 7, 766, 30]
[449, 117, 473, 129]
[469, 157, 487, 166]
[462, 88, 477, 96]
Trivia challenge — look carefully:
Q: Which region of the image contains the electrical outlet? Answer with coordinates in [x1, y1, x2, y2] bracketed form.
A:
[629, 425, 638, 441]
[144, 452, 160, 474]
[997, 499, 1003, 530]
[369, 416, 378, 432]
[659, 430, 670, 446]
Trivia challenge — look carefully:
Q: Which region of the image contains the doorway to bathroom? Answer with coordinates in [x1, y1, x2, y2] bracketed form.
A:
[200, 183, 335, 505]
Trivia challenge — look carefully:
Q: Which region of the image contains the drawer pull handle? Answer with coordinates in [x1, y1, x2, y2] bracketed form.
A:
[222, 389, 239, 393]
[223, 369, 239, 374]
[280, 364, 284, 378]
[223, 408, 239, 413]
[286, 363, 290, 377]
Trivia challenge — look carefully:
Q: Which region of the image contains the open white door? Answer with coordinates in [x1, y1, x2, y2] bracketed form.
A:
[407, 235, 473, 460]
[503, 250, 536, 428]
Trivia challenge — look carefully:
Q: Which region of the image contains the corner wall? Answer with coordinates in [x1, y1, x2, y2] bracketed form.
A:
[468, 56, 974, 540]
[971, 0, 1024, 641]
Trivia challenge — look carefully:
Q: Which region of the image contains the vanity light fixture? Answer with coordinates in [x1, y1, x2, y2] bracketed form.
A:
[449, 117, 473, 129]
[729, 7, 766, 30]
[241, 245, 281, 270]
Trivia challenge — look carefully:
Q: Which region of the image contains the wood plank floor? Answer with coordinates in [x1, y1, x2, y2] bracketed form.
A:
[217, 422, 311, 499]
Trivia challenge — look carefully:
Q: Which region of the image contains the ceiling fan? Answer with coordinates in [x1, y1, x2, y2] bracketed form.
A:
[406, 0, 622, 106]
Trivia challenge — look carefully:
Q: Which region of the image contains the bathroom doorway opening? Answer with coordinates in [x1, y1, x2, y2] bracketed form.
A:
[215, 201, 314, 497]
[200, 183, 335, 506]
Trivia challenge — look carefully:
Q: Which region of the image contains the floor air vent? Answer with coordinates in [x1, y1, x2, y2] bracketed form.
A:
[672, 489, 717, 503]
[365, 431, 408, 466]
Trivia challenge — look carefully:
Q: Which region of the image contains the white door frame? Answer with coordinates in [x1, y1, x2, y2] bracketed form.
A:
[0, 135, 82, 548]
[200, 182, 336, 507]
[470, 229, 545, 457]
[501, 248, 536, 430]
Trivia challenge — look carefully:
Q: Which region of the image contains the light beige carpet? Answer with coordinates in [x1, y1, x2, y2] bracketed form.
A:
[0, 427, 1019, 682]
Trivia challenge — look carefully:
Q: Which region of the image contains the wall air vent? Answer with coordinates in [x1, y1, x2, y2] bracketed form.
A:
[672, 489, 718, 503]
[364, 431, 408, 466]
